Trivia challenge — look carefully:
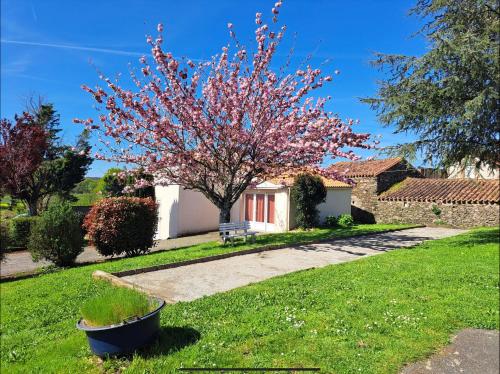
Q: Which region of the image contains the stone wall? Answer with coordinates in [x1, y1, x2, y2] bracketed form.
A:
[350, 161, 421, 223]
[377, 162, 422, 193]
[350, 177, 378, 223]
[376, 200, 499, 228]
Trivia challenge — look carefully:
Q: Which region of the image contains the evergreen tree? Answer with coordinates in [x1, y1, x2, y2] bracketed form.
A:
[363, 0, 499, 168]
[291, 174, 327, 229]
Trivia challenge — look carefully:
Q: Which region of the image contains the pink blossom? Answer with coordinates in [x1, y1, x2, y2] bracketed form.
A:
[77, 2, 372, 217]
[255, 12, 262, 25]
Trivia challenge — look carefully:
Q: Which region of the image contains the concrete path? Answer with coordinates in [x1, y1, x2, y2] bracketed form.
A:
[401, 329, 499, 374]
[123, 227, 464, 303]
[0, 232, 219, 277]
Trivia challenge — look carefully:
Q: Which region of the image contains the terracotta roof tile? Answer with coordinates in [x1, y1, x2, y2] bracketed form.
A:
[378, 178, 499, 204]
[329, 157, 405, 177]
[267, 175, 351, 188]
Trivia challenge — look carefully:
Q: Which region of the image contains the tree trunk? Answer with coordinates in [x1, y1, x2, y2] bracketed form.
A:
[219, 200, 232, 223]
[26, 200, 38, 216]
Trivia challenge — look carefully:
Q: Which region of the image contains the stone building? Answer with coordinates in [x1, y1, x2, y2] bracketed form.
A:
[329, 158, 421, 223]
[377, 178, 499, 228]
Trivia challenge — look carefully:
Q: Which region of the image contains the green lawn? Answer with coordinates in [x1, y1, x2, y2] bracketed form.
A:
[71, 193, 102, 207]
[7, 223, 414, 278]
[1, 227, 498, 373]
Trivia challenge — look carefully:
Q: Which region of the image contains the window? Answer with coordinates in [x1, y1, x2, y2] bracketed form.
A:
[244, 193, 275, 226]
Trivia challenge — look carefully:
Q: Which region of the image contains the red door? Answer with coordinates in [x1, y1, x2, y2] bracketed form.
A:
[244, 194, 253, 221]
[255, 194, 265, 222]
[267, 194, 275, 224]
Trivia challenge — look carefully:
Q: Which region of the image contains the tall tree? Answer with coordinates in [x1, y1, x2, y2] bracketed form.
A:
[0, 113, 48, 200]
[362, 0, 499, 168]
[290, 174, 327, 229]
[76, 2, 371, 222]
[97, 168, 155, 198]
[0, 104, 93, 215]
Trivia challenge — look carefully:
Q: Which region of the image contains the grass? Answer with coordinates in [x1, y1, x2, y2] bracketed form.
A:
[5, 223, 414, 278]
[71, 193, 102, 207]
[80, 283, 158, 327]
[1, 226, 497, 373]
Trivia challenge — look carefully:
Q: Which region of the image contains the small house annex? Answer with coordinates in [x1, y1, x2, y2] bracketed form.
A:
[155, 175, 352, 239]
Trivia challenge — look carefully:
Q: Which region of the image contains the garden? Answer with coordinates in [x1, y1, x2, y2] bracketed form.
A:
[1, 228, 498, 372]
[0, 111, 156, 266]
[1, 0, 499, 372]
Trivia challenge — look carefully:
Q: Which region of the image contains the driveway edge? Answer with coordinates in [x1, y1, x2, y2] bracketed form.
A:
[111, 226, 423, 278]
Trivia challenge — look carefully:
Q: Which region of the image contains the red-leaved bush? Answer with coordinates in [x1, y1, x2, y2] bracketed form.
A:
[83, 197, 158, 257]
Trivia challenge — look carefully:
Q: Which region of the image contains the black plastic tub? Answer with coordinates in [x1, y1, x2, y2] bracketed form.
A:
[77, 297, 166, 357]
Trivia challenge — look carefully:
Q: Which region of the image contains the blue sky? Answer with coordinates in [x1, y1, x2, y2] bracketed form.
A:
[1, 0, 427, 177]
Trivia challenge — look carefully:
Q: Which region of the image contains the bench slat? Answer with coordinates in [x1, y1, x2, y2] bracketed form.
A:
[219, 221, 256, 245]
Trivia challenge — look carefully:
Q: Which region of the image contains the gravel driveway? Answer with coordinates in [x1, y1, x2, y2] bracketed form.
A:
[0, 231, 220, 278]
[122, 227, 465, 303]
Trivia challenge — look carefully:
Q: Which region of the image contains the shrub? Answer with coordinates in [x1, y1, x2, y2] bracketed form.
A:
[84, 197, 157, 257]
[97, 168, 155, 198]
[325, 215, 339, 227]
[337, 213, 354, 227]
[98, 168, 125, 197]
[81, 284, 158, 327]
[291, 174, 327, 229]
[0, 220, 10, 260]
[28, 203, 84, 267]
[10, 216, 37, 248]
[431, 204, 442, 217]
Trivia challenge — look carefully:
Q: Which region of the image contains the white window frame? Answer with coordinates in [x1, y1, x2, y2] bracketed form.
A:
[243, 192, 276, 232]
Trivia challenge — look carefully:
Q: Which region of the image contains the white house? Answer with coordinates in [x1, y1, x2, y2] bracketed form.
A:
[155, 176, 352, 239]
[447, 159, 499, 180]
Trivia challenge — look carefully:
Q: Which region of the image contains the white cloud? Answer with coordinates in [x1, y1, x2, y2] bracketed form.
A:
[1, 39, 146, 57]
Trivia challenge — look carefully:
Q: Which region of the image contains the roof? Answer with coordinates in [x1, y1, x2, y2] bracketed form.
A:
[329, 157, 405, 177]
[266, 175, 351, 188]
[378, 178, 500, 204]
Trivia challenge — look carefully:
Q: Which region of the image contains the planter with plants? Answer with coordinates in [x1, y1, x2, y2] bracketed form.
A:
[77, 285, 165, 357]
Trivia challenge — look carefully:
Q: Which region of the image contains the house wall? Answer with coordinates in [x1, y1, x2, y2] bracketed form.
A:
[288, 189, 297, 230]
[177, 188, 221, 237]
[156, 184, 351, 238]
[317, 188, 352, 222]
[447, 162, 499, 180]
[288, 187, 351, 229]
[239, 188, 289, 232]
[376, 200, 499, 228]
[275, 189, 290, 232]
[155, 185, 180, 240]
[156, 185, 240, 239]
[230, 199, 241, 225]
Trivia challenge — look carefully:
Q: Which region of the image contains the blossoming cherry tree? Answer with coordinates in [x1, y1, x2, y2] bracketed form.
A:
[76, 2, 372, 222]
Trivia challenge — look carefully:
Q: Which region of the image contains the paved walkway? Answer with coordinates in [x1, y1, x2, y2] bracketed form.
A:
[0, 232, 220, 277]
[401, 329, 499, 374]
[123, 227, 464, 303]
